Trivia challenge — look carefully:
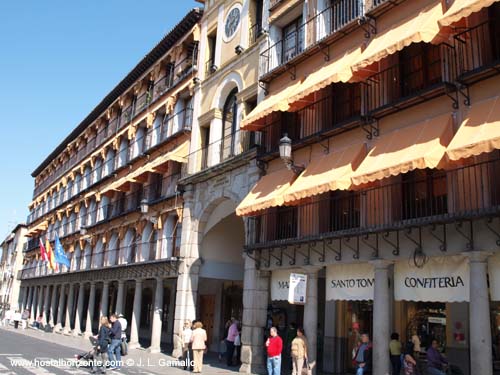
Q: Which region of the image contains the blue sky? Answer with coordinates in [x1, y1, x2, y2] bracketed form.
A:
[0, 0, 201, 238]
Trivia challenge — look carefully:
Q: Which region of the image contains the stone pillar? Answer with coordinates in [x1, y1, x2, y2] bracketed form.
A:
[149, 277, 164, 353]
[116, 280, 125, 315]
[468, 251, 493, 375]
[21, 287, 29, 311]
[166, 282, 176, 343]
[31, 286, 38, 322]
[84, 282, 96, 337]
[42, 285, 51, 326]
[63, 283, 75, 334]
[100, 281, 110, 318]
[129, 279, 143, 349]
[49, 285, 58, 326]
[55, 285, 66, 331]
[26, 286, 33, 314]
[371, 260, 392, 375]
[37, 286, 44, 320]
[303, 268, 319, 375]
[73, 283, 85, 336]
[240, 256, 270, 374]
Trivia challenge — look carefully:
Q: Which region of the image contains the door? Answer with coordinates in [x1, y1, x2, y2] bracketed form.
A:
[199, 295, 215, 347]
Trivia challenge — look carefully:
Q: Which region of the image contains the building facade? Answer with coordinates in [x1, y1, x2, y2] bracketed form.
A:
[235, 0, 500, 374]
[0, 224, 27, 312]
[20, 9, 202, 352]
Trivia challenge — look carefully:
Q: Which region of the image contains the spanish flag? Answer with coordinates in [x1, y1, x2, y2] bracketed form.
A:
[45, 239, 58, 271]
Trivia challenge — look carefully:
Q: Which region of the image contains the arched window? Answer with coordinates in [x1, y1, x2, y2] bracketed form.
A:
[221, 88, 238, 160]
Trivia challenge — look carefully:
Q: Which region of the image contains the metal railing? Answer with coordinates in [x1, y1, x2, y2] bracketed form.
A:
[246, 158, 500, 247]
[365, 43, 456, 114]
[455, 18, 500, 79]
[260, 0, 363, 76]
[19, 237, 181, 280]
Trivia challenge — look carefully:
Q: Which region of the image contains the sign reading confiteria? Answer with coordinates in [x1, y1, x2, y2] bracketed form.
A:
[326, 263, 375, 301]
[394, 255, 469, 302]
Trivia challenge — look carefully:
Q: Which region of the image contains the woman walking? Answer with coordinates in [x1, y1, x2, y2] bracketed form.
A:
[91, 316, 111, 374]
[191, 321, 208, 373]
[291, 327, 308, 375]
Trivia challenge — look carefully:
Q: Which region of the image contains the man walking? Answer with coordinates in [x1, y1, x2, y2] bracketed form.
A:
[118, 313, 128, 355]
[353, 333, 372, 375]
[266, 327, 283, 375]
[108, 314, 122, 370]
[225, 318, 239, 366]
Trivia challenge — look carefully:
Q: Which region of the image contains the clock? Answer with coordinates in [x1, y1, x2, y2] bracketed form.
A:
[225, 7, 241, 40]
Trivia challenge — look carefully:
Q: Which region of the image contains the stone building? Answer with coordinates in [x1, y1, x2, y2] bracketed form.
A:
[0, 224, 27, 312]
[19, 9, 202, 352]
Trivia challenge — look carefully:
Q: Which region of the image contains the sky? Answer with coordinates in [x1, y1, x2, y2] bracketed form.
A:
[0, 0, 201, 238]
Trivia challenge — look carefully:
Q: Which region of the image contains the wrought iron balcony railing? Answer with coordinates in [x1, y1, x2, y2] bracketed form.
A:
[246, 157, 500, 248]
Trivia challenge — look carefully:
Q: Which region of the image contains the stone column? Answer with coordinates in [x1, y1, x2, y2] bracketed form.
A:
[116, 280, 125, 315]
[84, 282, 96, 337]
[26, 286, 33, 314]
[55, 285, 66, 331]
[240, 256, 270, 374]
[149, 277, 164, 353]
[468, 251, 493, 375]
[73, 283, 85, 336]
[31, 286, 38, 322]
[129, 279, 143, 349]
[100, 281, 110, 318]
[63, 283, 75, 334]
[37, 286, 44, 320]
[166, 282, 176, 343]
[303, 268, 320, 375]
[370, 260, 392, 375]
[21, 287, 29, 311]
[49, 285, 58, 326]
[42, 285, 51, 326]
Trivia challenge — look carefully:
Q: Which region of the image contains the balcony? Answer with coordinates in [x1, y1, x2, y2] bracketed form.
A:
[146, 108, 193, 151]
[455, 18, 500, 85]
[258, 85, 362, 158]
[365, 42, 457, 119]
[246, 157, 500, 248]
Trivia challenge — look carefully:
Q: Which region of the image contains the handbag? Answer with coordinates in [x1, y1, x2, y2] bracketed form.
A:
[121, 340, 128, 356]
[301, 359, 312, 375]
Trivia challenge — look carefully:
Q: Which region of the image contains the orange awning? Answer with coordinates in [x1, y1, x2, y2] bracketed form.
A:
[236, 168, 297, 216]
[446, 96, 500, 161]
[241, 79, 303, 131]
[283, 143, 367, 204]
[351, 113, 453, 186]
[352, 1, 446, 72]
[439, 0, 499, 27]
[287, 47, 362, 107]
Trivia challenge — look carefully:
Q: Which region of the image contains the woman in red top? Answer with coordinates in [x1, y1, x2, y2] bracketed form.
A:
[266, 327, 283, 375]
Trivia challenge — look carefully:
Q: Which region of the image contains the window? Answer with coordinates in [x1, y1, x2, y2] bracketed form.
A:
[275, 206, 298, 240]
[331, 83, 362, 126]
[221, 88, 239, 160]
[207, 31, 217, 73]
[319, 191, 360, 233]
[282, 17, 304, 63]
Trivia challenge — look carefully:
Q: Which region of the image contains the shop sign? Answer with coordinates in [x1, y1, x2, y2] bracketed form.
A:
[288, 273, 307, 305]
[271, 269, 300, 301]
[394, 255, 469, 302]
[326, 263, 375, 301]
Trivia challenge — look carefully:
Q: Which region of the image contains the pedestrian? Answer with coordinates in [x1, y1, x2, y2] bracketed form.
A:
[91, 316, 111, 374]
[3, 308, 12, 327]
[426, 339, 448, 375]
[266, 327, 283, 375]
[390, 332, 402, 375]
[117, 313, 128, 356]
[291, 327, 308, 375]
[107, 314, 122, 370]
[225, 317, 239, 366]
[13, 310, 21, 329]
[190, 321, 207, 373]
[181, 319, 193, 371]
[403, 342, 418, 375]
[284, 322, 297, 372]
[353, 333, 372, 375]
[411, 330, 421, 359]
[234, 322, 242, 366]
[21, 309, 29, 329]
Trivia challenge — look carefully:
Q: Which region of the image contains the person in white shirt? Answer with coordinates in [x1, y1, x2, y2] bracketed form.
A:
[118, 314, 127, 341]
[181, 320, 193, 371]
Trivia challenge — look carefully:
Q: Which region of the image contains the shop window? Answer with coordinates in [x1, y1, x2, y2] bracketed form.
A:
[401, 169, 448, 220]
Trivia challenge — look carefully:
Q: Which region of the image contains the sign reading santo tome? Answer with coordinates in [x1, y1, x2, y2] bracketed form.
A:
[326, 263, 375, 301]
[394, 255, 470, 302]
[288, 273, 307, 305]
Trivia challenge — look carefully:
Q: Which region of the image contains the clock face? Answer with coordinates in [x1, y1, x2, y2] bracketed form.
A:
[225, 7, 241, 39]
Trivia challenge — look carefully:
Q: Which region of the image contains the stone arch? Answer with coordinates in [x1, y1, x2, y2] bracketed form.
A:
[210, 71, 244, 110]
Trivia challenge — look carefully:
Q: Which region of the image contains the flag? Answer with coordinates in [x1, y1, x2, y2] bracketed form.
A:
[46, 239, 58, 271]
[55, 235, 71, 268]
[39, 239, 48, 262]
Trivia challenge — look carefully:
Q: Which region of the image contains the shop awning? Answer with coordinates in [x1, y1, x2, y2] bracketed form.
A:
[352, 1, 445, 72]
[326, 263, 374, 301]
[287, 47, 362, 108]
[26, 220, 49, 237]
[236, 168, 297, 216]
[351, 113, 453, 186]
[102, 140, 189, 193]
[241, 79, 304, 131]
[439, 0, 500, 27]
[394, 256, 469, 302]
[283, 143, 367, 204]
[446, 95, 500, 161]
